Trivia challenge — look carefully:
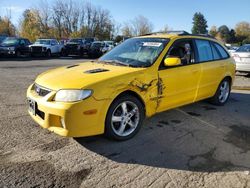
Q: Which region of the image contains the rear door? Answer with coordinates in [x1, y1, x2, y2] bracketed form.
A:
[195, 39, 230, 100]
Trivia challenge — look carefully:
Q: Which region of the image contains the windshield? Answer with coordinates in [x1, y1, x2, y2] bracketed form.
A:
[92, 42, 102, 48]
[99, 38, 169, 67]
[236, 45, 250, 52]
[69, 39, 82, 43]
[35, 39, 51, 45]
[2, 38, 19, 45]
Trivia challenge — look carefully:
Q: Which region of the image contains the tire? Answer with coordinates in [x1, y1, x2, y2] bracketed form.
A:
[46, 50, 51, 58]
[80, 48, 84, 57]
[105, 95, 145, 141]
[60, 49, 65, 57]
[16, 50, 21, 57]
[209, 78, 231, 106]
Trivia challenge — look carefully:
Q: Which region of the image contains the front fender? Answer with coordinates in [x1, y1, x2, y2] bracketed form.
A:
[90, 69, 159, 117]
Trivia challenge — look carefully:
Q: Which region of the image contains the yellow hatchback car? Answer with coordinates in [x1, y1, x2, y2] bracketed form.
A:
[27, 31, 235, 140]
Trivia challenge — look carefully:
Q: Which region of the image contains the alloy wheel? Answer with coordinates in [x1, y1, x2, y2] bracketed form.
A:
[111, 101, 140, 137]
[219, 80, 230, 103]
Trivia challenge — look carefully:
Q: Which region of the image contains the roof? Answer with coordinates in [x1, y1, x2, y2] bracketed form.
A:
[138, 30, 217, 41]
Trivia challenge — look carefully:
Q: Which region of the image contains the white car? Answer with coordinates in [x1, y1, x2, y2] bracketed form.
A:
[228, 46, 239, 55]
[232, 44, 250, 73]
[29, 39, 65, 57]
[102, 41, 115, 52]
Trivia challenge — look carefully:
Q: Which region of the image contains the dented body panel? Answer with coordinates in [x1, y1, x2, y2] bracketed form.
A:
[27, 34, 235, 137]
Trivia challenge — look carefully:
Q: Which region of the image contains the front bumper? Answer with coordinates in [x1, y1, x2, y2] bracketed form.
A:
[0, 49, 15, 55]
[26, 84, 109, 137]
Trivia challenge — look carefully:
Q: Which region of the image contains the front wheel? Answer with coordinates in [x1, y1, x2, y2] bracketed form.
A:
[209, 78, 231, 106]
[46, 50, 51, 58]
[105, 95, 145, 141]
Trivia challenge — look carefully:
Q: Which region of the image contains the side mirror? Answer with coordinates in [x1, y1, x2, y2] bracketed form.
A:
[164, 57, 181, 67]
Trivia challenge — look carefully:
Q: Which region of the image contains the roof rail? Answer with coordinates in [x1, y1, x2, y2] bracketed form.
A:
[142, 31, 216, 39]
[180, 33, 216, 39]
[142, 30, 190, 36]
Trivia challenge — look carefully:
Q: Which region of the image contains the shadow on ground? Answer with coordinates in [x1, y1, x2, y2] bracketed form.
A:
[75, 92, 250, 173]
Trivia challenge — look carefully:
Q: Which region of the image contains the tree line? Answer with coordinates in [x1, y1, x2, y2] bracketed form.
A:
[0, 2, 250, 45]
[192, 12, 250, 45]
[0, 0, 154, 42]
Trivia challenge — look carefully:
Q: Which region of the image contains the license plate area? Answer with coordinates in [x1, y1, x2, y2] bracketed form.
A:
[28, 98, 37, 115]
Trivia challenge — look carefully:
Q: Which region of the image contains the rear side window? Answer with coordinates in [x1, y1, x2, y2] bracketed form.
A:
[211, 43, 221, 60]
[195, 40, 213, 62]
[236, 45, 250, 52]
[214, 43, 229, 59]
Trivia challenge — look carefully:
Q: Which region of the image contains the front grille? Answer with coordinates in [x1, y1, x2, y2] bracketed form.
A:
[66, 44, 78, 50]
[31, 46, 43, 53]
[34, 84, 51, 97]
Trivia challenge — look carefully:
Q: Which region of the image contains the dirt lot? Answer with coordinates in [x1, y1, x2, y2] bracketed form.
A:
[0, 57, 250, 188]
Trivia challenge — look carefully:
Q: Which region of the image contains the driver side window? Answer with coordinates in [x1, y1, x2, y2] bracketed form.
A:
[20, 39, 25, 45]
[167, 39, 196, 65]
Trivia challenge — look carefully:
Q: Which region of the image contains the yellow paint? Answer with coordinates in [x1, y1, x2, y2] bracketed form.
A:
[27, 34, 235, 137]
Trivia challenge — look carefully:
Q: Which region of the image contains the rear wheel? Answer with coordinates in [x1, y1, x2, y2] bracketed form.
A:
[209, 78, 231, 106]
[105, 95, 144, 141]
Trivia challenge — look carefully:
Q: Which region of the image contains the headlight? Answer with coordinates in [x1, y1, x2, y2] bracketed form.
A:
[54, 89, 92, 102]
[8, 47, 15, 51]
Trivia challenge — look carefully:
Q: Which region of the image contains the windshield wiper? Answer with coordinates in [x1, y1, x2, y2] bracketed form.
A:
[99, 60, 130, 67]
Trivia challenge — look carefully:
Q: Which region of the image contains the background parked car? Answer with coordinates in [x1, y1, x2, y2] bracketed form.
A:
[64, 38, 96, 57]
[227, 46, 239, 55]
[88, 41, 105, 58]
[232, 44, 250, 73]
[0, 37, 31, 57]
[102, 41, 115, 53]
[29, 39, 65, 57]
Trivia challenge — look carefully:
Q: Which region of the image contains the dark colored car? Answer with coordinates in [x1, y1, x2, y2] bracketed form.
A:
[88, 41, 105, 58]
[64, 38, 87, 57]
[0, 37, 31, 57]
[64, 38, 96, 57]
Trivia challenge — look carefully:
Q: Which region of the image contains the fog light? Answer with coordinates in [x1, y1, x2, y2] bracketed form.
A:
[60, 118, 66, 129]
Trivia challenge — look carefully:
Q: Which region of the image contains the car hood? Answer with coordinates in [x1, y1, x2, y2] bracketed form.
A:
[29, 44, 50, 47]
[0, 44, 15, 48]
[35, 61, 145, 90]
[66, 42, 80, 45]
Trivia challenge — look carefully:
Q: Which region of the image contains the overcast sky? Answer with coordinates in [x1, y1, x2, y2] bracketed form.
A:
[1, 0, 250, 32]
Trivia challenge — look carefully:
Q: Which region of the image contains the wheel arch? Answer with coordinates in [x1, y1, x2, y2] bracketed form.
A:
[111, 90, 146, 115]
[223, 75, 233, 86]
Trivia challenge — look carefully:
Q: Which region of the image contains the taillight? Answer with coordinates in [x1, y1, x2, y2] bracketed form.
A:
[233, 54, 240, 58]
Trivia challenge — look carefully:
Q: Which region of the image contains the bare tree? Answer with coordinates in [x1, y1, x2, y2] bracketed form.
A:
[122, 15, 153, 36]
[52, 0, 65, 38]
[36, 0, 51, 37]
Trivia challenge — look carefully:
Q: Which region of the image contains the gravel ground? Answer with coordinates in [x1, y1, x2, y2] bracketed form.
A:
[0, 57, 250, 188]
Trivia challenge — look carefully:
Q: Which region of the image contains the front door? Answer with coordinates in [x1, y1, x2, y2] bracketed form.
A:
[157, 39, 201, 112]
